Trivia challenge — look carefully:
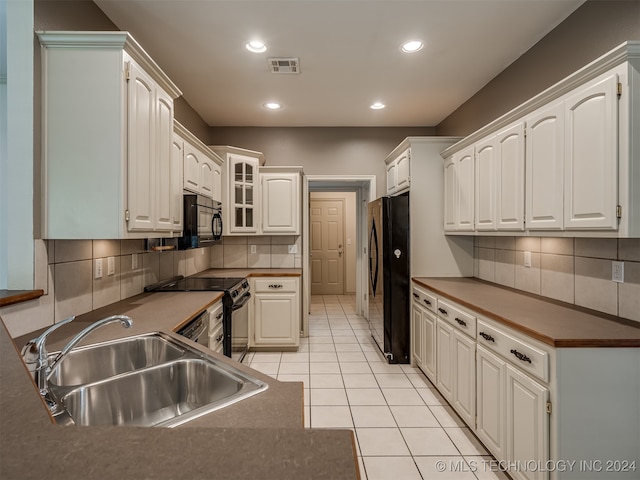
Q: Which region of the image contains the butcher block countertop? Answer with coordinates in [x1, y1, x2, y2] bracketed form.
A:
[1, 287, 358, 479]
[413, 277, 640, 348]
[196, 268, 302, 278]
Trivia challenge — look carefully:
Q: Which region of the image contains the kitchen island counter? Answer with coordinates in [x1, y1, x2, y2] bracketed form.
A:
[1, 291, 358, 479]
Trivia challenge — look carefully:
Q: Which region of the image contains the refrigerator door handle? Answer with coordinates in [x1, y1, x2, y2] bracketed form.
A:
[369, 219, 379, 296]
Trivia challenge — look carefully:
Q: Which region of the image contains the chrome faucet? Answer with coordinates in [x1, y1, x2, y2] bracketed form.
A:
[22, 315, 133, 399]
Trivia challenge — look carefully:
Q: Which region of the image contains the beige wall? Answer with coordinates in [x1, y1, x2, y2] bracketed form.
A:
[436, 0, 640, 136]
[210, 127, 434, 196]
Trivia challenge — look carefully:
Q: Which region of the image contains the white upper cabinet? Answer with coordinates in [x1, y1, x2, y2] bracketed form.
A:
[38, 31, 182, 239]
[495, 122, 525, 231]
[170, 134, 184, 232]
[444, 146, 475, 232]
[442, 41, 640, 237]
[564, 71, 619, 230]
[176, 121, 223, 203]
[211, 146, 266, 235]
[475, 136, 497, 231]
[525, 100, 565, 230]
[385, 148, 410, 195]
[260, 168, 302, 234]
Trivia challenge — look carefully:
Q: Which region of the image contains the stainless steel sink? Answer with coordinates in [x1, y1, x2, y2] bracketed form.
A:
[47, 333, 268, 427]
[48, 334, 185, 387]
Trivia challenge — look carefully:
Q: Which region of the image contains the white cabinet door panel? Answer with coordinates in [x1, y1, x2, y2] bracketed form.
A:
[155, 90, 174, 232]
[127, 61, 155, 231]
[452, 329, 476, 427]
[475, 136, 497, 231]
[526, 101, 565, 230]
[496, 122, 525, 230]
[564, 72, 618, 230]
[476, 345, 506, 461]
[506, 365, 550, 480]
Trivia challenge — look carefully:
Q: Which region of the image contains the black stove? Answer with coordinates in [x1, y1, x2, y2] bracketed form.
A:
[145, 275, 251, 362]
[146, 276, 246, 293]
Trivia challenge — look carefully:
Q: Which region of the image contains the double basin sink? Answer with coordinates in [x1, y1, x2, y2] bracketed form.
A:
[47, 333, 268, 427]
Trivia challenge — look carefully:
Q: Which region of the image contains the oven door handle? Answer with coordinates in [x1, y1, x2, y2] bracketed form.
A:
[190, 320, 207, 341]
[232, 292, 252, 310]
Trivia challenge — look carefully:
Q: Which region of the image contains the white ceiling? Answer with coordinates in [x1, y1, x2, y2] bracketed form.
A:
[94, 0, 585, 127]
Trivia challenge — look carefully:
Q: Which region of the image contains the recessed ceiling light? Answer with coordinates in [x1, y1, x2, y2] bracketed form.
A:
[401, 40, 424, 53]
[264, 102, 282, 110]
[370, 102, 385, 110]
[245, 40, 267, 53]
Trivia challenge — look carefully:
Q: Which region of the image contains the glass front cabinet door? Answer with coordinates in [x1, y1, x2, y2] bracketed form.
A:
[231, 155, 259, 233]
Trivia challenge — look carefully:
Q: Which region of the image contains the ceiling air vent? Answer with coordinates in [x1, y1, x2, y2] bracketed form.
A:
[268, 57, 300, 74]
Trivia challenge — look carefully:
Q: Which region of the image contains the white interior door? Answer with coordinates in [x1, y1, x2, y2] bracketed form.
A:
[310, 198, 345, 295]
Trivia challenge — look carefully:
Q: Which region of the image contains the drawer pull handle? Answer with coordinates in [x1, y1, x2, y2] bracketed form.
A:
[438, 308, 448, 315]
[455, 317, 467, 327]
[510, 349, 532, 364]
[216, 312, 223, 320]
[424, 299, 432, 306]
[269, 284, 283, 289]
[413, 293, 419, 299]
[479, 331, 495, 342]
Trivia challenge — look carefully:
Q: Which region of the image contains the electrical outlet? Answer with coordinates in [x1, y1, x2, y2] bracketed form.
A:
[288, 244, 297, 254]
[612, 261, 624, 283]
[524, 251, 532, 268]
[94, 258, 103, 279]
[131, 253, 138, 270]
[107, 256, 115, 276]
[250, 244, 257, 254]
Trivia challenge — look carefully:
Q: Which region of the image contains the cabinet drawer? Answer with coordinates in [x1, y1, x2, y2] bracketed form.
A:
[436, 298, 476, 338]
[411, 286, 437, 313]
[209, 322, 224, 348]
[208, 304, 224, 334]
[254, 278, 298, 293]
[477, 319, 549, 383]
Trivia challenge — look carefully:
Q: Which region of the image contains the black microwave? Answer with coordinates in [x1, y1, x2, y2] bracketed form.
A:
[178, 194, 222, 249]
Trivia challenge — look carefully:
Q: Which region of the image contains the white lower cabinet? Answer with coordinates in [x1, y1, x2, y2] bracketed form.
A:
[505, 364, 550, 480]
[476, 345, 506, 461]
[207, 300, 224, 354]
[414, 281, 640, 480]
[251, 277, 300, 349]
[452, 329, 476, 428]
[435, 319, 455, 402]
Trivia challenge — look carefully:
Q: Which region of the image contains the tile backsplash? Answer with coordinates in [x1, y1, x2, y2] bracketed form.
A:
[1, 235, 302, 338]
[473, 237, 640, 322]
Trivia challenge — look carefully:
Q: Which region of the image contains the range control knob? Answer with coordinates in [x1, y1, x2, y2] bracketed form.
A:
[231, 290, 238, 297]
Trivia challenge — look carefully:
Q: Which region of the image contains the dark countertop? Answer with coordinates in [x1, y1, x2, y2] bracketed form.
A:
[196, 268, 302, 278]
[413, 277, 640, 348]
[1, 290, 358, 479]
[0, 289, 44, 307]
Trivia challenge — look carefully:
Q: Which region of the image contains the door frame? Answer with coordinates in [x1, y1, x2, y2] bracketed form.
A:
[302, 175, 376, 337]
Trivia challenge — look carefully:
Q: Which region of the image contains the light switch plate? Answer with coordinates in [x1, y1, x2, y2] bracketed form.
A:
[250, 245, 257, 254]
[107, 256, 115, 276]
[524, 251, 532, 268]
[94, 258, 103, 279]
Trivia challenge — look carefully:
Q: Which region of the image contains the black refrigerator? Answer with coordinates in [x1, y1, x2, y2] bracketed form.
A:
[367, 192, 410, 364]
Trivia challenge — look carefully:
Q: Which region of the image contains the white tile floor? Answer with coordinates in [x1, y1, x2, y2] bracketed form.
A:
[246, 295, 510, 480]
